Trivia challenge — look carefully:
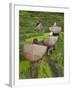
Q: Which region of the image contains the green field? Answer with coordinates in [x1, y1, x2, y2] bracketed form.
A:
[19, 11, 64, 79]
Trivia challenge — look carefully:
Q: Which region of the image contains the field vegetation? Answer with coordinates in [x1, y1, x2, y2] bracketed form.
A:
[19, 11, 64, 79]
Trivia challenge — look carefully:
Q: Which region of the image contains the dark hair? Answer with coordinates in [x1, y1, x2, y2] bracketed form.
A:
[32, 38, 39, 44]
